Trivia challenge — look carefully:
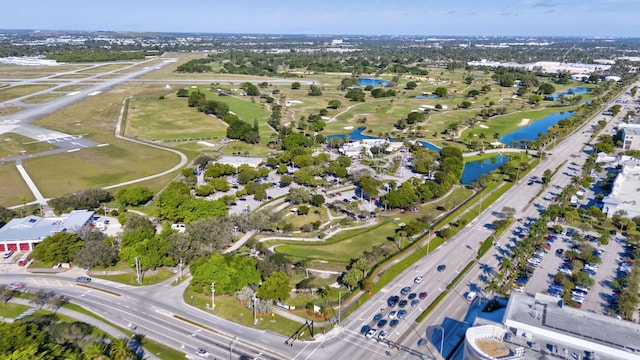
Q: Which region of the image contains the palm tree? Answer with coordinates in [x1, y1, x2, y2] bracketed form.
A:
[478, 133, 486, 144]
[493, 132, 500, 141]
[316, 286, 330, 303]
[109, 338, 133, 360]
[84, 343, 110, 360]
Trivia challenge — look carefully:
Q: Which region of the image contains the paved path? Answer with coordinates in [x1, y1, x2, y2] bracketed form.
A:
[15, 163, 47, 205]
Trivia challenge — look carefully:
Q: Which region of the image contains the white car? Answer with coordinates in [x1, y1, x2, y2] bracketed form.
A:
[378, 330, 388, 340]
[466, 291, 478, 301]
[365, 328, 377, 339]
[414, 276, 424, 284]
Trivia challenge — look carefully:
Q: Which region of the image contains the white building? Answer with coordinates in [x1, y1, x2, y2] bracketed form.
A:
[622, 126, 640, 150]
[602, 159, 640, 218]
[504, 293, 640, 360]
[338, 139, 403, 158]
[464, 325, 525, 360]
[0, 210, 94, 252]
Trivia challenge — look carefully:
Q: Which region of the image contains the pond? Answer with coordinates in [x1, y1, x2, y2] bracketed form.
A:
[550, 87, 590, 100]
[359, 78, 389, 87]
[418, 141, 441, 152]
[415, 95, 438, 99]
[461, 155, 509, 185]
[500, 111, 575, 146]
[326, 126, 379, 141]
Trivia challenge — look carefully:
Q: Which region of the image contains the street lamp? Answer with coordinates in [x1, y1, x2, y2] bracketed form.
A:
[229, 336, 238, 360]
[211, 283, 216, 310]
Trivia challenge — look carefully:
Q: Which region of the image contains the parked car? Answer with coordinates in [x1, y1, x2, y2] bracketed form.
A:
[400, 286, 412, 295]
[76, 276, 92, 284]
[389, 319, 399, 328]
[437, 264, 446, 272]
[373, 313, 383, 322]
[466, 291, 478, 301]
[411, 299, 420, 307]
[365, 328, 377, 339]
[408, 293, 417, 300]
[2, 251, 13, 259]
[387, 295, 400, 307]
[378, 330, 388, 340]
[388, 311, 397, 319]
[419, 291, 428, 300]
[377, 319, 387, 328]
[398, 299, 408, 308]
[397, 310, 407, 319]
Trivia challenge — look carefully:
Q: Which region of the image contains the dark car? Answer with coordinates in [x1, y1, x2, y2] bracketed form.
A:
[411, 299, 420, 307]
[387, 295, 400, 307]
[408, 293, 417, 300]
[437, 264, 446, 272]
[76, 276, 92, 284]
[419, 291, 428, 300]
[400, 286, 412, 295]
[389, 319, 399, 328]
[196, 348, 207, 356]
[398, 299, 408, 308]
[377, 319, 387, 328]
[397, 310, 407, 319]
[360, 325, 371, 334]
[556, 248, 564, 255]
[373, 313, 383, 322]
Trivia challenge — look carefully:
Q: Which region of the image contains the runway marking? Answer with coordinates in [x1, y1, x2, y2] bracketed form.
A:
[66, 91, 79, 96]
[88, 91, 102, 96]
[67, 149, 80, 153]
[97, 143, 109, 147]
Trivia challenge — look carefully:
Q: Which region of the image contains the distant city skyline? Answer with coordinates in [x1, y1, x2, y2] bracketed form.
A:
[2, 0, 639, 37]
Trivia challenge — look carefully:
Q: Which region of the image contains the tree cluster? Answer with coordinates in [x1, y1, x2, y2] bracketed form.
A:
[49, 188, 112, 213]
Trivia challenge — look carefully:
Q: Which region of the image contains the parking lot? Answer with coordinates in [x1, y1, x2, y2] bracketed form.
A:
[523, 227, 626, 314]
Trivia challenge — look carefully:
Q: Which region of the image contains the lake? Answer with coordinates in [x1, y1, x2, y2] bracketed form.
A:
[500, 111, 575, 146]
[326, 126, 378, 141]
[359, 78, 389, 87]
[461, 155, 509, 185]
[550, 87, 590, 100]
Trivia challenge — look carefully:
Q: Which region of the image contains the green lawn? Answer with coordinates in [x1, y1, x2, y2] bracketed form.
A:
[91, 267, 175, 286]
[23, 139, 183, 198]
[0, 303, 30, 318]
[126, 96, 229, 140]
[275, 220, 398, 264]
[0, 84, 55, 102]
[183, 288, 325, 339]
[0, 161, 34, 207]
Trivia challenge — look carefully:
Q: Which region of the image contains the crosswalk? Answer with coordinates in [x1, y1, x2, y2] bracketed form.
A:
[26, 277, 74, 287]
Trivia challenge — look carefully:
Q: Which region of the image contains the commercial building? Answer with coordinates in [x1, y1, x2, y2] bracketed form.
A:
[602, 159, 640, 218]
[503, 293, 640, 360]
[621, 126, 640, 150]
[0, 210, 94, 252]
[464, 325, 525, 360]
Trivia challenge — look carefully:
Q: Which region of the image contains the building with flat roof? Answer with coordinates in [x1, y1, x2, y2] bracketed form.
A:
[602, 159, 640, 218]
[622, 126, 640, 150]
[464, 325, 525, 360]
[0, 210, 94, 252]
[504, 293, 640, 360]
[214, 155, 265, 168]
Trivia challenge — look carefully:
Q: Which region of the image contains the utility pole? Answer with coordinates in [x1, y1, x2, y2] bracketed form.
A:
[211, 283, 216, 311]
[135, 257, 141, 285]
[252, 292, 257, 325]
[338, 290, 342, 326]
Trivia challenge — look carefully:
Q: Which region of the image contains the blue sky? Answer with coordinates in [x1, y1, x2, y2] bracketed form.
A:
[2, 0, 639, 37]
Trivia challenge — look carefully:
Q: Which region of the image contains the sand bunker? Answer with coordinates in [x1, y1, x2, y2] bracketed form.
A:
[344, 126, 354, 130]
[518, 118, 530, 126]
[479, 124, 489, 129]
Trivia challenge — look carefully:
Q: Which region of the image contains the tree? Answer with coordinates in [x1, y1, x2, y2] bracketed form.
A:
[327, 100, 341, 109]
[311, 194, 325, 208]
[73, 238, 118, 268]
[502, 206, 516, 218]
[541, 169, 552, 186]
[257, 271, 291, 301]
[109, 338, 135, 360]
[405, 81, 417, 90]
[538, 82, 556, 95]
[308, 85, 323, 96]
[345, 88, 365, 102]
[434, 87, 448, 98]
[291, 82, 301, 90]
[190, 254, 261, 295]
[116, 186, 154, 206]
[287, 187, 312, 205]
[30, 232, 82, 264]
